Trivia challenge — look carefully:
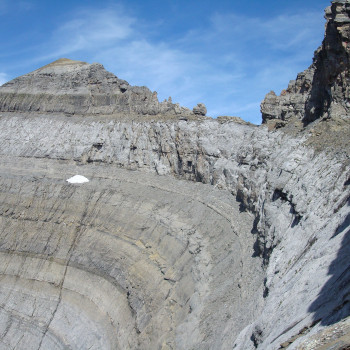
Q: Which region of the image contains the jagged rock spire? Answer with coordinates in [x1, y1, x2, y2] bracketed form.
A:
[261, 0, 350, 126]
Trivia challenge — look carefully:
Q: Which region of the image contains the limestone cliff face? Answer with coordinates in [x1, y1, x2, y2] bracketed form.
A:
[0, 58, 193, 117]
[0, 2, 349, 350]
[261, 0, 350, 125]
[0, 111, 348, 349]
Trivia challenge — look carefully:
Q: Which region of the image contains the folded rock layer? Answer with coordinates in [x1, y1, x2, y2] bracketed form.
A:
[261, 0, 350, 125]
[0, 1, 349, 350]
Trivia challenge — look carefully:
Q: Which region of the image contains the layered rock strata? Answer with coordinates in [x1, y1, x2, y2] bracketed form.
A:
[0, 58, 195, 117]
[0, 1, 349, 350]
[0, 155, 264, 349]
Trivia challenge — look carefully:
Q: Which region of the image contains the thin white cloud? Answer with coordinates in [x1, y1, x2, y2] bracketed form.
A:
[208, 11, 323, 51]
[29, 6, 324, 123]
[56, 8, 135, 47]
[0, 73, 8, 86]
[34, 6, 136, 63]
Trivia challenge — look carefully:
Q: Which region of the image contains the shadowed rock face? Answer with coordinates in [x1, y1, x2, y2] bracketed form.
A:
[0, 2, 350, 350]
[261, 0, 350, 126]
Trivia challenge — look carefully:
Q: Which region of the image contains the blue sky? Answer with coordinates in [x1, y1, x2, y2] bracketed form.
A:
[0, 0, 330, 123]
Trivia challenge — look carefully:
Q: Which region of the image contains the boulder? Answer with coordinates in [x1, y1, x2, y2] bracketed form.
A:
[192, 103, 207, 116]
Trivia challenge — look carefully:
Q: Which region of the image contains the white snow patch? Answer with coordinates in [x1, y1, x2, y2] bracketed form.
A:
[66, 175, 89, 184]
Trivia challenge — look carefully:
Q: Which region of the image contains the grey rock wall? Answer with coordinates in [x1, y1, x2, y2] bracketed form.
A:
[0, 1, 349, 349]
[0, 154, 264, 350]
[0, 110, 349, 349]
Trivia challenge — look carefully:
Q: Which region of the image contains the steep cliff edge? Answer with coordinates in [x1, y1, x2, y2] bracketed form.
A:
[0, 2, 349, 350]
[261, 0, 350, 126]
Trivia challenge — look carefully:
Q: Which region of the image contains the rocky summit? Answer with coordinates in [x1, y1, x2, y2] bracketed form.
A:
[0, 57, 195, 118]
[0, 2, 349, 350]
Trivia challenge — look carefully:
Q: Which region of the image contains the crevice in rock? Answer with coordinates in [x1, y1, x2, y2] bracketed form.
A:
[176, 149, 183, 175]
[345, 177, 350, 186]
[251, 212, 277, 266]
[250, 326, 263, 349]
[92, 142, 103, 150]
[263, 277, 269, 298]
[272, 189, 303, 227]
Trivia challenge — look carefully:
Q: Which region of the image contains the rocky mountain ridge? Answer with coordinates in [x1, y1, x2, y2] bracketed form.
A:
[0, 1, 349, 350]
[0, 58, 202, 118]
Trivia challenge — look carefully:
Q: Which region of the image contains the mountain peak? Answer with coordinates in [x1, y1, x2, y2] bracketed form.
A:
[39, 58, 88, 68]
[0, 59, 196, 118]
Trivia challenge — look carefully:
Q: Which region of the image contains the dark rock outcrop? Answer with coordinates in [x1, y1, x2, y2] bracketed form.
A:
[192, 103, 207, 116]
[261, 0, 350, 125]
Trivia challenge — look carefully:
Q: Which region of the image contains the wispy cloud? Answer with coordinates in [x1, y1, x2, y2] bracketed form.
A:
[0, 72, 8, 86]
[34, 6, 136, 62]
[25, 5, 324, 123]
[208, 12, 322, 51]
[56, 8, 134, 50]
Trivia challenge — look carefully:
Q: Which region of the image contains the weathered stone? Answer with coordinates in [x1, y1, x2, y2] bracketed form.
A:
[0, 106, 348, 349]
[0, 58, 193, 118]
[261, 0, 350, 125]
[0, 2, 349, 350]
[192, 103, 207, 116]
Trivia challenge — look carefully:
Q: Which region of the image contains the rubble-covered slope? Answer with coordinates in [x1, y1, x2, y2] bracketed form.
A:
[0, 1, 349, 349]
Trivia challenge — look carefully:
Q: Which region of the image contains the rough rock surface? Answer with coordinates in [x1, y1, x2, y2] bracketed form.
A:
[192, 103, 207, 116]
[261, 0, 350, 125]
[0, 1, 349, 350]
[0, 156, 263, 350]
[0, 58, 194, 117]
